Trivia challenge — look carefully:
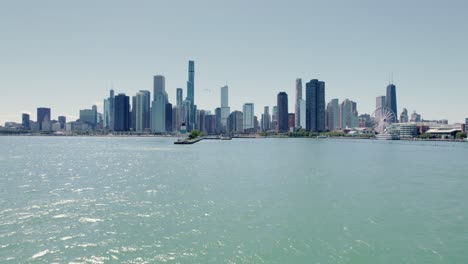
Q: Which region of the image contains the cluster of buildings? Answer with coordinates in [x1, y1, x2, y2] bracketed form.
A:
[3, 60, 467, 139]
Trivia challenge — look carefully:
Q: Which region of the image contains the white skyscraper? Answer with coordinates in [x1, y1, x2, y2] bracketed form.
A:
[220, 85, 230, 131]
[151, 75, 166, 133]
[243, 103, 254, 131]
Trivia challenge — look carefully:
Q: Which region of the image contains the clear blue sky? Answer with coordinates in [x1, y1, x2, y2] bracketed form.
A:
[1, 0, 467, 124]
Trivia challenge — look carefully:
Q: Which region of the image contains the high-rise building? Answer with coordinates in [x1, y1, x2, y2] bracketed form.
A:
[305, 79, 326, 132]
[261, 106, 271, 131]
[288, 113, 295, 130]
[465, 118, 468, 133]
[386, 83, 398, 122]
[272, 106, 278, 131]
[376, 96, 386, 110]
[109, 89, 115, 130]
[295, 78, 303, 128]
[37, 107, 51, 131]
[22, 113, 30, 130]
[79, 107, 98, 129]
[400, 108, 409, 123]
[186, 60, 196, 130]
[326, 99, 339, 131]
[243, 103, 254, 132]
[277, 92, 289, 132]
[339, 99, 359, 129]
[166, 102, 173, 132]
[220, 85, 230, 132]
[113, 93, 130, 131]
[135, 90, 151, 132]
[152, 75, 166, 133]
[176, 88, 183, 106]
[204, 114, 216, 134]
[58, 116, 66, 129]
[131, 96, 137, 131]
[227, 111, 243, 133]
[215, 107, 222, 134]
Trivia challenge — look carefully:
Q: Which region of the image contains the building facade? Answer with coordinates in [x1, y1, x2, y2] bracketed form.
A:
[386, 84, 398, 122]
[326, 99, 339, 131]
[277, 92, 289, 133]
[114, 93, 130, 131]
[305, 79, 326, 132]
[295, 78, 302, 128]
[243, 103, 254, 131]
[152, 75, 166, 133]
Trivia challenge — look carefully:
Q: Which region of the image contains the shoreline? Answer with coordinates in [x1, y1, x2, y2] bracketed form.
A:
[0, 132, 466, 143]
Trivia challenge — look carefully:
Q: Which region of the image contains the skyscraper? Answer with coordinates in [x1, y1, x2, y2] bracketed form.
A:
[79, 106, 98, 129]
[22, 113, 30, 130]
[131, 96, 137, 131]
[186, 60, 196, 130]
[305, 79, 326, 132]
[136, 90, 151, 132]
[277, 92, 289, 133]
[220, 85, 230, 132]
[288, 113, 295, 130]
[109, 89, 115, 130]
[376, 96, 386, 110]
[152, 75, 166, 133]
[339, 99, 359, 129]
[37, 107, 51, 131]
[176, 88, 183, 106]
[261, 106, 271, 131]
[227, 111, 243, 133]
[243, 103, 254, 131]
[386, 83, 398, 122]
[113, 93, 130, 131]
[58, 116, 66, 129]
[326, 99, 339, 131]
[400, 108, 409, 123]
[295, 78, 303, 128]
[165, 102, 173, 132]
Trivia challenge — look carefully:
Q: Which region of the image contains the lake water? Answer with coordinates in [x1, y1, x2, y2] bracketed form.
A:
[0, 136, 467, 263]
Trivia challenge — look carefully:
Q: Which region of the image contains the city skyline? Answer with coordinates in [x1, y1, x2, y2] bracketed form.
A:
[1, 1, 468, 124]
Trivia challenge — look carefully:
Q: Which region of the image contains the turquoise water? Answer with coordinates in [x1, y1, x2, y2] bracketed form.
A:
[0, 136, 467, 263]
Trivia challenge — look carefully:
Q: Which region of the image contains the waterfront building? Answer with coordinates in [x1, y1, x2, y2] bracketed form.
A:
[103, 98, 110, 129]
[326, 99, 339, 131]
[400, 123, 417, 138]
[215, 107, 222, 133]
[243, 103, 254, 132]
[79, 107, 97, 129]
[165, 102, 173, 132]
[176, 88, 183, 106]
[465, 118, 468, 133]
[186, 60, 196, 130]
[113, 93, 130, 131]
[295, 78, 303, 127]
[204, 114, 216, 134]
[52, 122, 62, 132]
[22, 113, 30, 130]
[277, 92, 289, 133]
[196, 110, 206, 132]
[109, 89, 115, 130]
[58, 116, 66, 129]
[288, 113, 295, 130]
[130, 96, 136, 131]
[227, 111, 243, 133]
[386, 83, 398, 122]
[37, 107, 51, 131]
[220, 85, 230, 132]
[152, 75, 167, 133]
[272, 106, 278, 131]
[339, 99, 359, 129]
[135, 90, 151, 132]
[400, 108, 409, 123]
[299, 99, 306, 129]
[305, 79, 326, 132]
[261, 106, 271, 131]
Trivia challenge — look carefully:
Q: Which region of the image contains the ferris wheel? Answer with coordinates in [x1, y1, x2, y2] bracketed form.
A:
[372, 107, 396, 134]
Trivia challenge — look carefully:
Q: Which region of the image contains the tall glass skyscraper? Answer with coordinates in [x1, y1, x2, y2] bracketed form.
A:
[220, 85, 230, 132]
[305, 79, 326, 132]
[152, 75, 166, 133]
[295, 78, 303, 128]
[242, 103, 254, 131]
[386, 84, 398, 122]
[176, 88, 183, 106]
[37, 107, 51, 131]
[277, 92, 289, 133]
[136, 90, 151, 132]
[326, 99, 339, 131]
[186, 60, 196, 130]
[113, 93, 130, 131]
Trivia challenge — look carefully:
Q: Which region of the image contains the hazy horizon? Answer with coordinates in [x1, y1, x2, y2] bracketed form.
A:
[1, 0, 467, 125]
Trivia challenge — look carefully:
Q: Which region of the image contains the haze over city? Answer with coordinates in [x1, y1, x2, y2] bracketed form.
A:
[1, 0, 467, 124]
